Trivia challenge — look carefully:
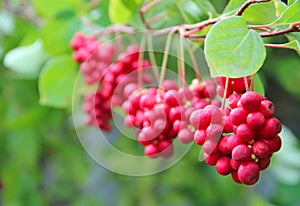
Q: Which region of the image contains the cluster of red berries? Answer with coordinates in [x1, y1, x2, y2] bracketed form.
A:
[70, 33, 117, 85]
[72, 35, 151, 131]
[215, 76, 251, 98]
[190, 89, 282, 185]
[70, 33, 282, 185]
[122, 78, 219, 158]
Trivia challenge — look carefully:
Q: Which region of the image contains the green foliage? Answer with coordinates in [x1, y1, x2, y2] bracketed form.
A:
[204, 16, 266, 78]
[1, 0, 300, 205]
[272, 0, 300, 24]
[3, 40, 48, 77]
[38, 56, 78, 108]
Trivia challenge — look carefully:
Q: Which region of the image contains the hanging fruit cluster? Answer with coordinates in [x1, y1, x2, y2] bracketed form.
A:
[70, 32, 282, 185]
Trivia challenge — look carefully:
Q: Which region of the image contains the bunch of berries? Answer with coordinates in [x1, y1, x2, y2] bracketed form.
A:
[70, 33, 117, 85]
[82, 45, 151, 131]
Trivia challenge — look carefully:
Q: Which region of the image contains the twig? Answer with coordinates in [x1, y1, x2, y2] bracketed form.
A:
[140, 0, 163, 30]
[3, 0, 43, 27]
[264, 43, 295, 50]
[235, 0, 271, 16]
[259, 22, 300, 37]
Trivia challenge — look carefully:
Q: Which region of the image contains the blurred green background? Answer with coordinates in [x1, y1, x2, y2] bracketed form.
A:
[1, 0, 300, 205]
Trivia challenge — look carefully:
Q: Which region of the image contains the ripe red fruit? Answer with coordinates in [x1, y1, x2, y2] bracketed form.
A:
[206, 123, 223, 140]
[257, 157, 271, 170]
[178, 128, 194, 144]
[231, 171, 241, 183]
[260, 100, 275, 118]
[236, 123, 255, 143]
[259, 117, 282, 139]
[144, 144, 159, 158]
[230, 108, 247, 126]
[263, 135, 282, 153]
[246, 112, 265, 129]
[204, 151, 222, 166]
[203, 139, 218, 154]
[252, 141, 270, 158]
[240, 91, 263, 111]
[194, 129, 206, 145]
[237, 162, 260, 185]
[232, 144, 252, 162]
[228, 94, 241, 109]
[216, 157, 232, 175]
[230, 158, 241, 170]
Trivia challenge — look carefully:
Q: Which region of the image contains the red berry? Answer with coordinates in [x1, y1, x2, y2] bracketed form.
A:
[232, 144, 252, 162]
[240, 91, 262, 111]
[230, 108, 247, 126]
[236, 123, 255, 143]
[263, 135, 282, 153]
[246, 112, 265, 129]
[204, 151, 222, 166]
[260, 100, 275, 118]
[178, 128, 194, 144]
[259, 118, 282, 139]
[237, 162, 260, 185]
[230, 158, 241, 170]
[231, 171, 241, 183]
[252, 141, 270, 158]
[258, 157, 271, 170]
[216, 157, 232, 175]
[228, 94, 241, 109]
[144, 144, 159, 158]
[194, 129, 206, 145]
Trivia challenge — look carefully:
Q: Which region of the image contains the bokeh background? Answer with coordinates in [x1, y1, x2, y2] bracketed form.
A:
[0, 0, 300, 205]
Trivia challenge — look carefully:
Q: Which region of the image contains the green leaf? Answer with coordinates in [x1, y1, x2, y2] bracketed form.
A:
[242, 1, 285, 24]
[272, 0, 300, 24]
[0, 10, 15, 35]
[272, 57, 300, 100]
[41, 14, 80, 56]
[286, 32, 300, 55]
[222, 0, 246, 15]
[254, 73, 265, 96]
[289, 0, 297, 5]
[204, 16, 266, 78]
[38, 56, 78, 108]
[31, 0, 82, 16]
[3, 40, 48, 76]
[109, 0, 133, 24]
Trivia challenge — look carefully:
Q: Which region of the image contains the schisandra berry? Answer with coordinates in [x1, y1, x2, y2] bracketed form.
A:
[216, 157, 231, 175]
[237, 162, 260, 185]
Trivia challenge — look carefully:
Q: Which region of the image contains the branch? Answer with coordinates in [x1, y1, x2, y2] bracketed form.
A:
[259, 22, 300, 37]
[235, 0, 271, 16]
[3, 0, 43, 27]
[264, 43, 295, 50]
[140, 0, 163, 30]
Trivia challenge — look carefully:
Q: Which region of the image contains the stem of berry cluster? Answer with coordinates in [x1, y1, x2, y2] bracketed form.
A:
[138, 35, 147, 88]
[159, 31, 174, 87]
[244, 77, 250, 91]
[179, 32, 186, 88]
[187, 46, 201, 82]
[147, 33, 160, 83]
[221, 77, 230, 112]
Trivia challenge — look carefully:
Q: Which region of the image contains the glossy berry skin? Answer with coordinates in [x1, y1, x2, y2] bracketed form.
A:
[216, 157, 231, 175]
[232, 144, 252, 162]
[237, 162, 260, 185]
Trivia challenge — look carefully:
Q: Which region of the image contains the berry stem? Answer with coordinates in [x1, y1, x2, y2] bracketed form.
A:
[244, 77, 250, 92]
[234, 0, 271, 16]
[140, 0, 163, 30]
[221, 77, 230, 112]
[147, 32, 160, 83]
[187, 45, 201, 82]
[138, 35, 147, 88]
[251, 74, 255, 91]
[159, 31, 174, 87]
[179, 31, 186, 88]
